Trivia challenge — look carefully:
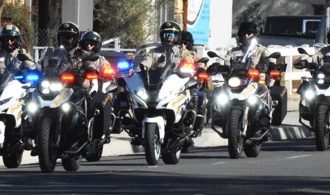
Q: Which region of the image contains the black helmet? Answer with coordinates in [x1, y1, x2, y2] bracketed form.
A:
[181, 31, 194, 50]
[57, 22, 80, 48]
[160, 21, 181, 45]
[79, 31, 102, 53]
[0, 24, 21, 52]
[237, 22, 258, 37]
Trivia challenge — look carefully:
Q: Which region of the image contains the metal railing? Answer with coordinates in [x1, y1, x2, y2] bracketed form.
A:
[267, 44, 316, 94]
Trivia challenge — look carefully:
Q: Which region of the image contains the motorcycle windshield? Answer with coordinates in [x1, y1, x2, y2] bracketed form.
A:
[140, 66, 170, 90]
[44, 48, 71, 76]
[0, 71, 14, 92]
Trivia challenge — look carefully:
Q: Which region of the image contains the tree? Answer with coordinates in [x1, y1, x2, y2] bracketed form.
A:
[1, 2, 34, 51]
[93, 0, 155, 48]
[0, 0, 4, 22]
[235, 0, 263, 31]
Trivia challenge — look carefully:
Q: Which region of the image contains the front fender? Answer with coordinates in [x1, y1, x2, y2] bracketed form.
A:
[142, 116, 165, 143]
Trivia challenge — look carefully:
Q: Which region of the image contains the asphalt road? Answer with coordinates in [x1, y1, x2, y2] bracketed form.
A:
[0, 139, 329, 194]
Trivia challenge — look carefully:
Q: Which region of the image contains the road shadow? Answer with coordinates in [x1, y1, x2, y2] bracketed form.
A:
[262, 138, 317, 152]
[0, 170, 329, 194]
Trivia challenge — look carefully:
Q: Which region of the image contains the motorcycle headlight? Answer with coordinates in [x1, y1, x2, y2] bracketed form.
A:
[317, 73, 325, 79]
[39, 80, 63, 95]
[50, 83, 64, 92]
[304, 89, 315, 100]
[247, 95, 258, 105]
[217, 92, 229, 106]
[61, 102, 71, 113]
[27, 102, 39, 114]
[316, 73, 325, 84]
[41, 80, 50, 88]
[228, 77, 241, 88]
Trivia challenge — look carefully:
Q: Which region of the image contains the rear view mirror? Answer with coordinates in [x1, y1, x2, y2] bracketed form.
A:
[298, 48, 309, 55]
[197, 57, 209, 64]
[268, 52, 281, 59]
[207, 51, 220, 58]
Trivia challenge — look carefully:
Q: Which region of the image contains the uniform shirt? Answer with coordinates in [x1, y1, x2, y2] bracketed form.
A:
[133, 43, 183, 70]
[80, 50, 109, 71]
[224, 44, 274, 71]
[0, 48, 35, 74]
[309, 45, 330, 66]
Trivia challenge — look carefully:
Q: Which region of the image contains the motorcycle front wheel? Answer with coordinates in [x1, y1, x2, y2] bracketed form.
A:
[315, 105, 330, 151]
[2, 139, 23, 168]
[84, 142, 104, 162]
[144, 123, 161, 165]
[38, 117, 58, 173]
[244, 143, 261, 157]
[162, 149, 181, 164]
[228, 109, 244, 159]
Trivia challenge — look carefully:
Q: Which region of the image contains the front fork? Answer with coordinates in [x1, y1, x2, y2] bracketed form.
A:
[242, 107, 249, 136]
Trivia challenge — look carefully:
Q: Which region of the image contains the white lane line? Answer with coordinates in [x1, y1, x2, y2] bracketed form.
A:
[148, 166, 158, 168]
[212, 161, 227, 165]
[285, 154, 312, 159]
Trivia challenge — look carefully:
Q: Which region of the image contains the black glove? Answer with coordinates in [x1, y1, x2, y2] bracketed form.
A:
[256, 63, 268, 73]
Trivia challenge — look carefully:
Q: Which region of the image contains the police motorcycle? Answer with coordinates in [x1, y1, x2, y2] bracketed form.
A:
[114, 57, 207, 165]
[0, 54, 41, 168]
[22, 49, 112, 172]
[207, 39, 283, 158]
[295, 47, 330, 151]
[80, 55, 118, 162]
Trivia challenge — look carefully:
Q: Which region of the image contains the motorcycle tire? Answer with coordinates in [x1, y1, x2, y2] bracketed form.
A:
[85, 144, 103, 162]
[271, 86, 287, 126]
[315, 105, 330, 151]
[144, 123, 161, 165]
[2, 141, 23, 168]
[61, 155, 81, 172]
[182, 137, 194, 153]
[244, 144, 261, 157]
[162, 149, 181, 164]
[228, 109, 244, 159]
[38, 117, 58, 173]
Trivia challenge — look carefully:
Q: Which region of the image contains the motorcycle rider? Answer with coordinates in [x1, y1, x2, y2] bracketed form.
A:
[38, 22, 80, 74]
[79, 31, 109, 70]
[0, 24, 36, 77]
[299, 31, 330, 66]
[224, 21, 274, 139]
[133, 21, 182, 70]
[78, 31, 113, 143]
[127, 21, 184, 145]
[297, 31, 330, 102]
